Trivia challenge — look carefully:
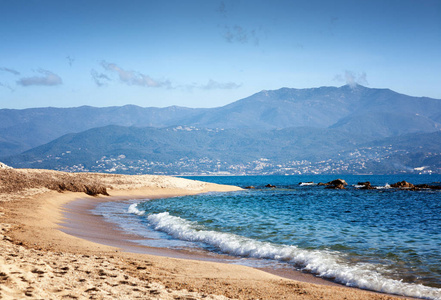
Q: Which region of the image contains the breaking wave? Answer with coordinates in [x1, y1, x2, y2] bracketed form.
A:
[144, 211, 441, 300]
[127, 203, 145, 216]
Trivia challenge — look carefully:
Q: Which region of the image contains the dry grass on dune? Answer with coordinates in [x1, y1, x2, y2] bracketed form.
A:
[0, 168, 110, 196]
[0, 168, 210, 201]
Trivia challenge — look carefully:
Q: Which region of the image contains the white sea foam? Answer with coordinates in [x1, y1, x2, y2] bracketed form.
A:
[299, 182, 317, 186]
[353, 184, 365, 188]
[147, 212, 441, 300]
[127, 203, 146, 216]
[376, 183, 392, 189]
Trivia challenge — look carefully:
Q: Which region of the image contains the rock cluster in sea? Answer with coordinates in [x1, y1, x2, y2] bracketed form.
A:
[298, 179, 441, 191]
[321, 179, 348, 189]
[390, 180, 441, 190]
[357, 180, 441, 190]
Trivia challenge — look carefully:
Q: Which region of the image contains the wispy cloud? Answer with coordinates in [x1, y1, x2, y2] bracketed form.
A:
[91, 69, 111, 87]
[184, 79, 242, 91]
[17, 69, 62, 87]
[95, 61, 240, 91]
[100, 61, 171, 88]
[0, 82, 15, 92]
[66, 56, 75, 67]
[0, 67, 20, 76]
[223, 25, 260, 46]
[328, 16, 339, 36]
[199, 79, 242, 90]
[217, 1, 261, 46]
[216, 1, 227, 18]
[333, 70, 368, 87]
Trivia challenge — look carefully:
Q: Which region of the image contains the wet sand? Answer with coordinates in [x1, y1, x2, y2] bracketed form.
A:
[61, 196, 342, 287]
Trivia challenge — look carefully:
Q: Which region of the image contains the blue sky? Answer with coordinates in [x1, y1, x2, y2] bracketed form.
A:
[1, 0, 440, 109]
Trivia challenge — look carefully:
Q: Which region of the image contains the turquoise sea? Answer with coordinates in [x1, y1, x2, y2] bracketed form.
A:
[94, 175, 441, 299]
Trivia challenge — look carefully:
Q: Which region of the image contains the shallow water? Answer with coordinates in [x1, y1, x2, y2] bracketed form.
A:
[94, 175, 441, 299]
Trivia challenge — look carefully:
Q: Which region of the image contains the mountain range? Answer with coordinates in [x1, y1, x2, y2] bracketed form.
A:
[1, 84, 440, 175]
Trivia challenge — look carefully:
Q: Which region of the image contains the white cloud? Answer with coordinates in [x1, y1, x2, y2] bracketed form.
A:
[200, 79, 242, 90]
[17, 69, 62, 87]
[96, 61, 240, 92]
[333, 70, 368, 87]
[182, 79, 242, 91]
[100, 61, 171, 88]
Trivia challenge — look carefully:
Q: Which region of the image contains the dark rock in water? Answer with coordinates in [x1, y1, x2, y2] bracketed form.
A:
[317, 182, 327, 186]
[357, 181, 375, 190]
[415, 184, 431, 189]
[265, 184, 276, 188]
[323, 179, 348, 189]
[391, 181, 414, 189]
[328, 179, 348, 186]
[326, 183, 346, 189]
[245, 186, 255, 189]
[414, 184, 441, 190]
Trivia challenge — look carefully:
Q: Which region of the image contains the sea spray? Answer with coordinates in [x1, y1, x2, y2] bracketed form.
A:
[128, 203, 146, 216]
[146, 211, 441, 300]
[376, 183, 391, 189]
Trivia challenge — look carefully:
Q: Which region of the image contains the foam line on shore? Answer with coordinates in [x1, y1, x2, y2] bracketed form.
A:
[143, 211, 441, 300]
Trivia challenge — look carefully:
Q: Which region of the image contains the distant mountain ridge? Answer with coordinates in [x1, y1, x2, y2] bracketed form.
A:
[1, 84, 441, 174]
[0, 105, 205, 157]
[181, 85, 441, 131]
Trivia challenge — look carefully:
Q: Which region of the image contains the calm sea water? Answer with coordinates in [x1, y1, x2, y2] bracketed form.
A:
[94, 175, 441, 299]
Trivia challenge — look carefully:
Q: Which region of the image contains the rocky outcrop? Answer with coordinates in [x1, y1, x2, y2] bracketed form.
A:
[301, 179, 440, 191]
[326, 183, 346, 189]
[329, 179, 348, 186]
[389, 181, 441, 190]
[414, 184, 441, 190]
[325, 179, 348, 189]
[390, 181, 414, 189]
[357, 181, 375, 190]
[265, 184, 276, 188]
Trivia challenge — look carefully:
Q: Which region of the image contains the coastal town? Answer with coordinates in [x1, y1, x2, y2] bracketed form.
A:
[55, 144, 440, 175]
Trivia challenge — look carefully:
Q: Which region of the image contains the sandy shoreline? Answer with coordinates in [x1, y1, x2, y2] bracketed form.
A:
[0, 168, 405, 299]
[61, 195, 342, 287]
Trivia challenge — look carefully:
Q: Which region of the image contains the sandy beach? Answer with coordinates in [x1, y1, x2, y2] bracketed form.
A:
[0, 168, 405, 299]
